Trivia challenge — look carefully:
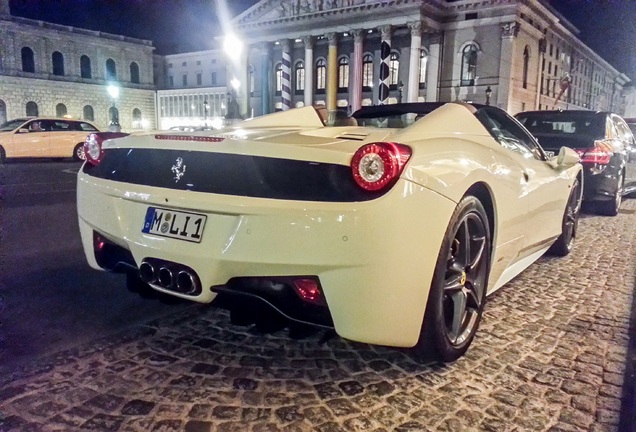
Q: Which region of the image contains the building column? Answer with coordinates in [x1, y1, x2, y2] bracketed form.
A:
[426, 32, 441, 102]
[497, 22, 519, 110]
[350, 29, 364, 113]
[378, 25, 392, 105]
[303, 36, 314, 107]
[281, 39, 292, 110]
[326, 32, 338, 125]
[241, 47, 251, 117]
[260, 42, 272, 116]
[407, 22, 422, 103]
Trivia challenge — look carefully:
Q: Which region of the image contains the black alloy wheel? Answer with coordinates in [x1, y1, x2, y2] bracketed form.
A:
[597, 170, 623, 216]
[548, 178, 581, 256]
[417, 196, 491, 362]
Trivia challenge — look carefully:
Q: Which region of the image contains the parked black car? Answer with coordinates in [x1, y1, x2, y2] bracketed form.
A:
[515, 110, 636, 216]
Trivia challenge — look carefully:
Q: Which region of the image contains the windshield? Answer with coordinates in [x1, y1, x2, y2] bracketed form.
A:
[515, 112, 605, 139]
[351, 103, 444, 128]
[0, 118, 30, 132]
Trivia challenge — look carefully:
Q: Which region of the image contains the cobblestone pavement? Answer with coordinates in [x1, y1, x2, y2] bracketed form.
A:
[1, 200, 635, 432]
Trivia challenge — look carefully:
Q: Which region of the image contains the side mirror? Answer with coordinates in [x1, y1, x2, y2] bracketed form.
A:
[18, 128, 29, 134]
[556, 146, 580, 167]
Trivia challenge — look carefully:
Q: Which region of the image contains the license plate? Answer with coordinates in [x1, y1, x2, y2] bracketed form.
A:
[142, 207, 206, 243]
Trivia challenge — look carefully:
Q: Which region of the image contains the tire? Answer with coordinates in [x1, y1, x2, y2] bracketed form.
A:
[548, 178, 581, 257]
[596, 171, 623, 216]
[73, 143, 86, 162]
[415, 195, 491, 362]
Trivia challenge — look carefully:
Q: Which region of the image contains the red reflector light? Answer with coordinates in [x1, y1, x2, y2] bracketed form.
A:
[351, 142, 412, 191]
[575, 140, 613, 165]
[93, 232, 106, 251]
[155, 134, 225, 142]
[293, 278, 324, 305]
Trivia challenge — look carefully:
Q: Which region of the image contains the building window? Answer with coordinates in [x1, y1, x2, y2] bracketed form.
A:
[362, 54, 373, 88]
[275, 62, 283, 94]
[460, 44, 478, 86]
[130, 62, 140, 84]
[21, 47, 35, 73]
[249, 65, 255, 94]
[182, 61, 187, 67]
[196, 73, 202, 85]
[106, 58, 117, 80]
[55, 103, 67, 117]
[211, 72, 217, 85]
[182, 74, 187, 86]
[338, 57, 349, 91]
[83, 105, 94, 121]
[52, 51, 65, 76]
[80, 55, 92, 79]
[295, 61, 305, 92]
[169, 76, 174, 87]
[196, 60, 201, 66]
[26, 101, 39, 116]
[316, 59, 326, 92]
[132, 108, 142, 128]
[109, 106, 119, 123]
[419, 50, 427, 89]
[389, 52, 399, 86]
[522, 46, 530, 89]
[168, 63, 173, 68]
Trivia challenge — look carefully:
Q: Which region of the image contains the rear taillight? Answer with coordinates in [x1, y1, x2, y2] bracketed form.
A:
[351, 142, 412, 191]
[575, 140, 614, 165]
[84, 132, 128, 166]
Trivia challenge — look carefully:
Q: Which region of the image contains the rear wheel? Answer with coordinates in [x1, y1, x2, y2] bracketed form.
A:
[597, 171, 623, 216]
[415, 196, 491, 362]
[73, 143, 86, 161]
[548, 178, 581, 256]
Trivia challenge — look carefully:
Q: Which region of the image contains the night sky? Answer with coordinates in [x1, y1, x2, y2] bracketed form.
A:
[7, 0, 636, 80]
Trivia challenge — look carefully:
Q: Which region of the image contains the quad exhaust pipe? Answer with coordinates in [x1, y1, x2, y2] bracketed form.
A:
[138, 259, 200, 295]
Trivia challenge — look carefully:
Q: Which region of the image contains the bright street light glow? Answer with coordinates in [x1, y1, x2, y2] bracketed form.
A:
[231, 78, 240, 89]
[107, 84, 119, 99]
[223, 34, 243, 59]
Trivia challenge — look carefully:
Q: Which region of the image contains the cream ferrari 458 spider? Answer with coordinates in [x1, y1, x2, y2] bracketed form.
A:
[78, 102, 582, 362]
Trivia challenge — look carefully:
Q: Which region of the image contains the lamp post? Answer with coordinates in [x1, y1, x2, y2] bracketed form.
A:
[203, 99, 209, 126]
[107, 83, 120, 131]
[397, 80, 404, 104]
[485, 86, 492, 106]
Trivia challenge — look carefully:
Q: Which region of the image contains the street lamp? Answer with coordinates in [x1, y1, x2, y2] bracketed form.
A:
[107, 83, 120, 131]
[485, 86, 492, 106]
[203, 99, 209, 126]
[397, 81, 404, 104]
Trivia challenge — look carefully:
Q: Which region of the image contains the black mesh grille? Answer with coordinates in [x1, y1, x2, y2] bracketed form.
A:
[83, 148, 386, 202]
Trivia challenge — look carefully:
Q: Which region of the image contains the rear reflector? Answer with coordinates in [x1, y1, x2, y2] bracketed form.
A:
[155, 135, 225, 142]
[292, 278, 324, 305]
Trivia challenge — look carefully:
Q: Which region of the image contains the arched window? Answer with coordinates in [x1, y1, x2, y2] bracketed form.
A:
[130, 62, 140, 84]
[295, 61, 305, 92]
[26, 101, 39, 116]
[132, 108, 142, 128]
[522, 46, 530, 89]
[106, 58, 117, 80]
[109, 106, 119, 124]
[461, 44, 478, 86]
[316, 59, 327, 91]
[389, 52, 399, 86]
[275, 62, 282, 94]
[362, 54, 373, 88]
[21, 47, 35, 73]
[52, 51, 65, 76]
[56, 103, 67, 117]
[80, 55, 92, 79]
[0, 99, 7, 125]
[419, 50, 428, 88]
[83, 105, 94, 121]
[338, 57, 349, 90]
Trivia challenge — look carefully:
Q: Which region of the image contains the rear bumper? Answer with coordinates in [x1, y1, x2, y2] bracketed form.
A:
[77, 172, 456, 347]
[581, 166, 620, 202]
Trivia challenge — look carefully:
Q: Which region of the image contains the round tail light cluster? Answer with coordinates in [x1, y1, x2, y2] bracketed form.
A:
[84, 132, 128, 166]
[350, 142, 412, 191]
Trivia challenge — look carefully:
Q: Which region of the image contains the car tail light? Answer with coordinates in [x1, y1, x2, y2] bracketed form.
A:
[292, 278, 324, 305]
[351, 142, 412, 191]
[575, 140, 614, 165]
[84, 132, 128, 166]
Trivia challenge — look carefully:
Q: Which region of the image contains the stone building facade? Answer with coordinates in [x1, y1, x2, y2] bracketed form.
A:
[210, 0, 629, 122]
[0, 0, 157, 130]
